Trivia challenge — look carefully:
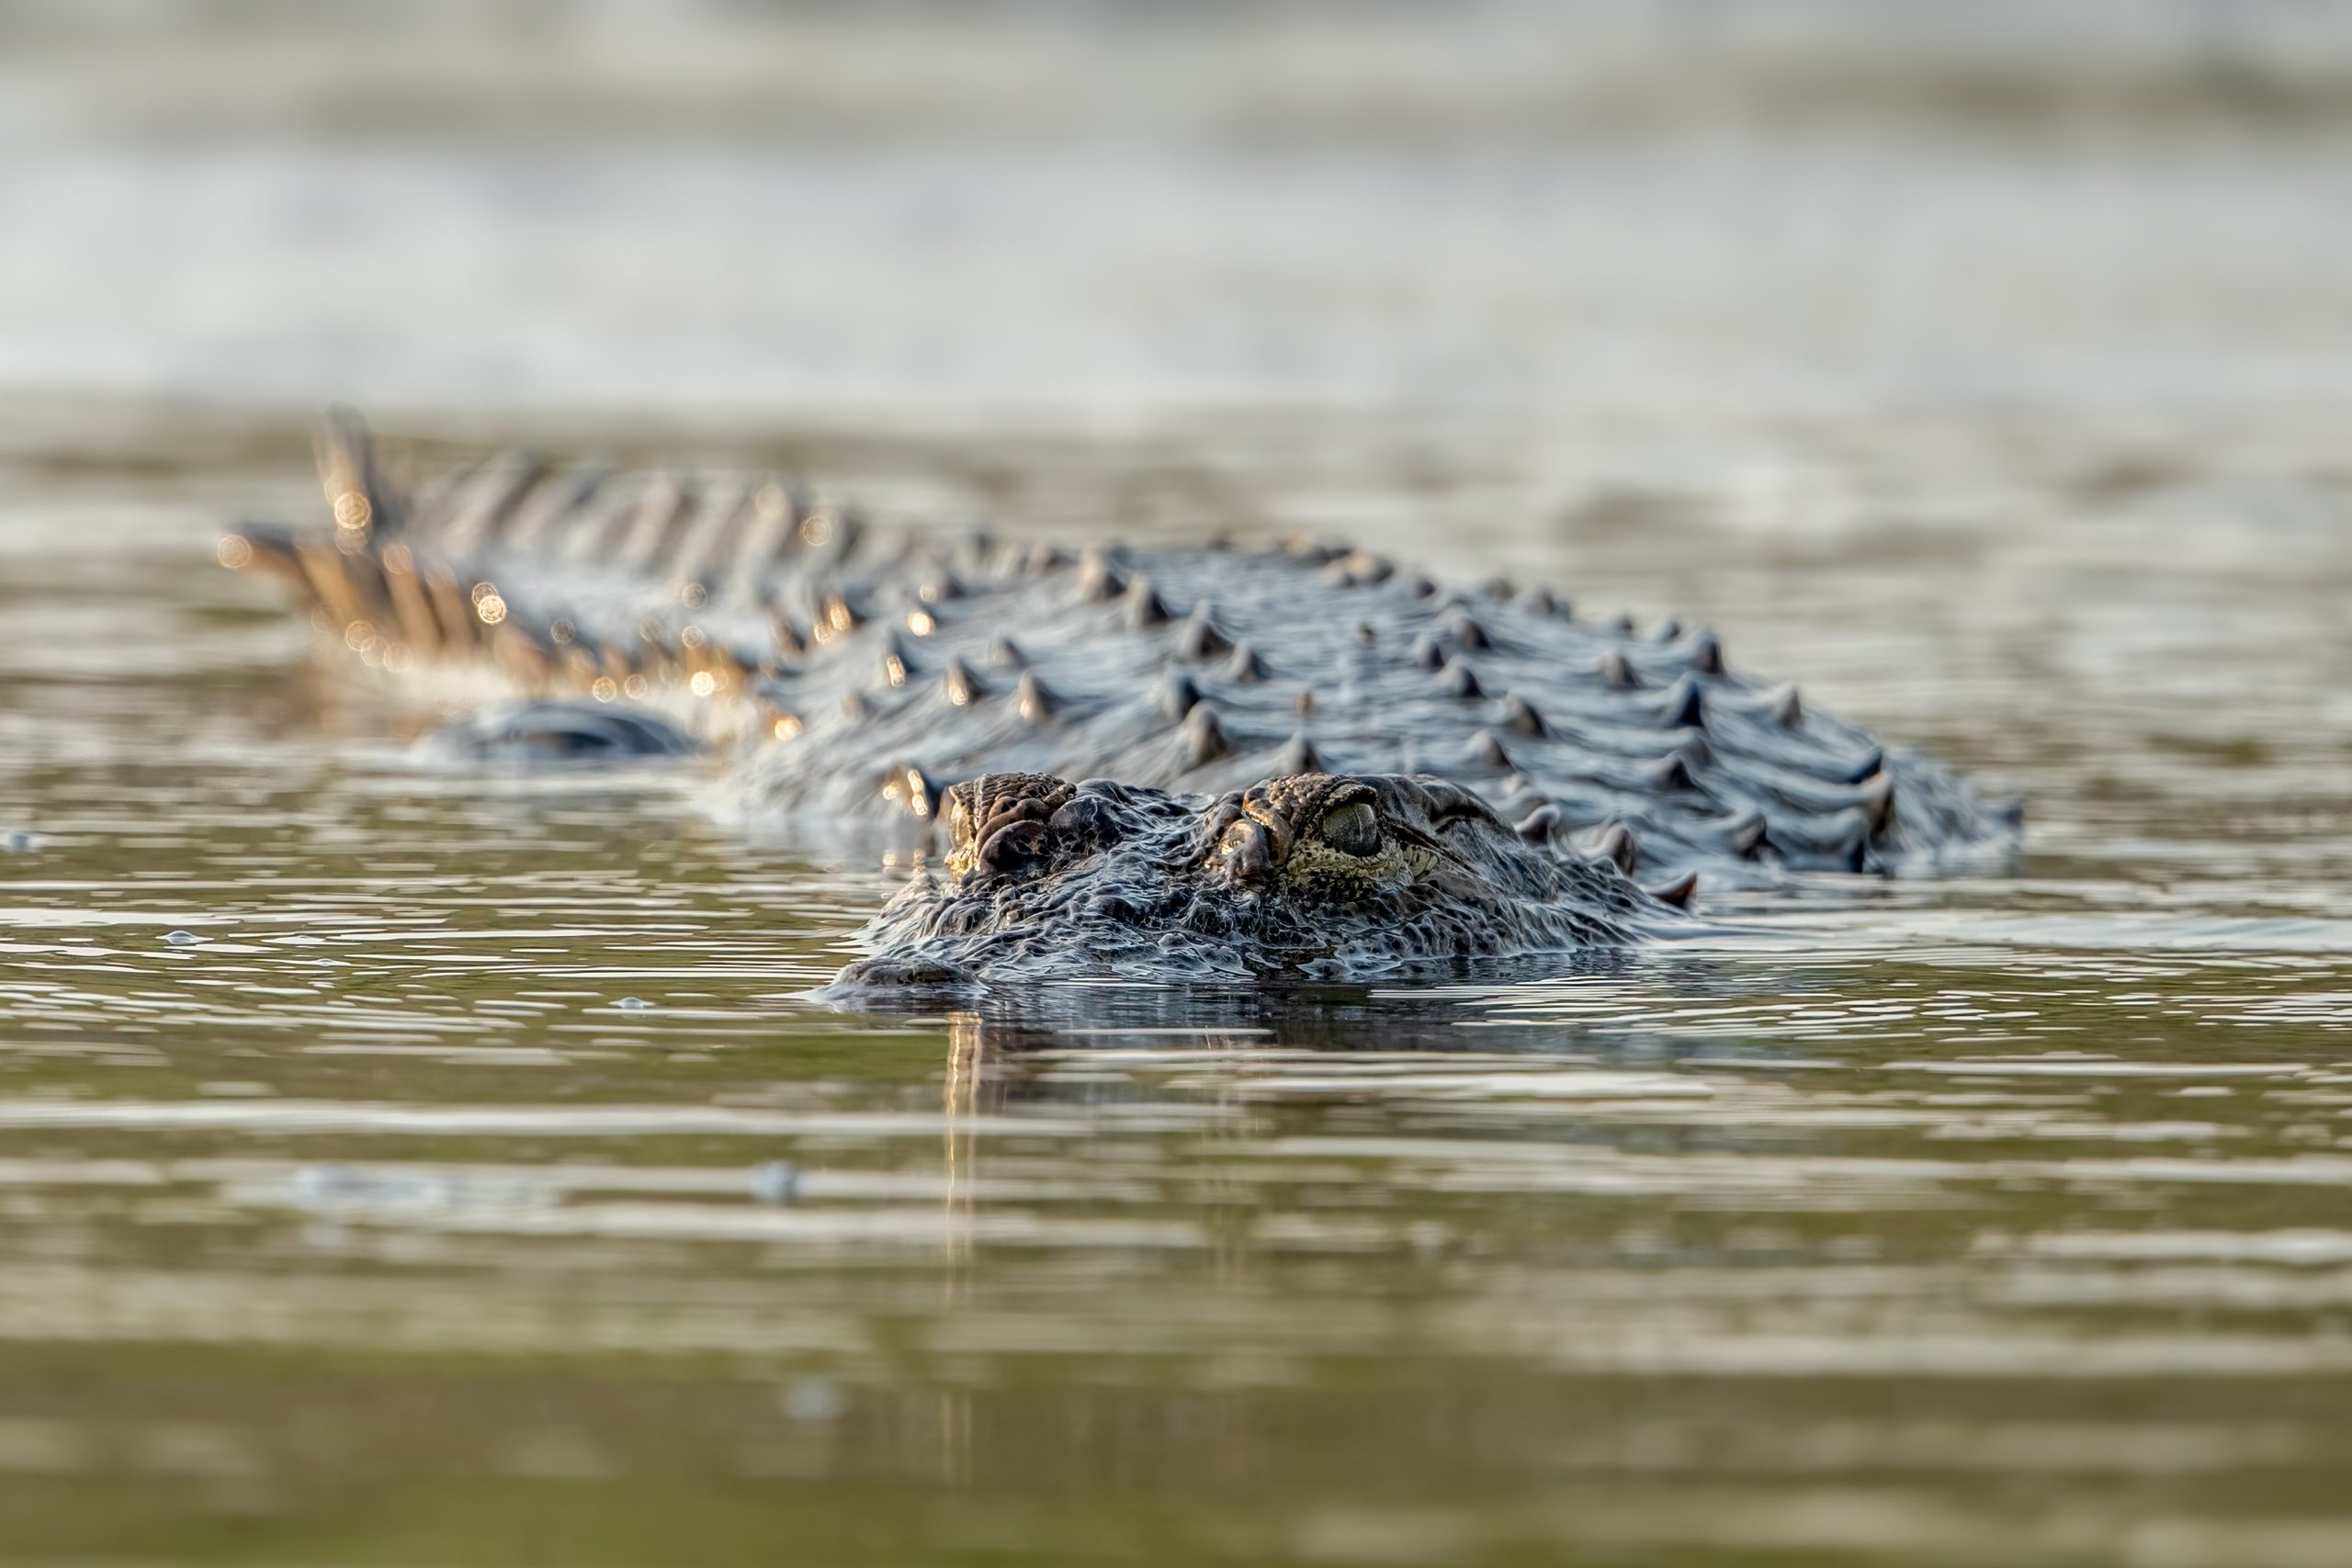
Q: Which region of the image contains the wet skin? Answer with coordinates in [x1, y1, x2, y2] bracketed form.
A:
[223, 410, 2021, 988]
[831, 770, 1679, 988]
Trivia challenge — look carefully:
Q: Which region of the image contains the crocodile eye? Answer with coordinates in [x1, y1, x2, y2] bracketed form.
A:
[1319, 799, 1380, 857]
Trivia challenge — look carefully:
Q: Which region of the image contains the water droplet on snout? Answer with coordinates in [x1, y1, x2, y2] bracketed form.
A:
[616, 997, 652, 1010]
[164, 931, 205, 946]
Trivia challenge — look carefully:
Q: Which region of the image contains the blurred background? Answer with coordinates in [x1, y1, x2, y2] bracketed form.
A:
[7, 0, 2352, 451]
[6, 5, 2352, 1566]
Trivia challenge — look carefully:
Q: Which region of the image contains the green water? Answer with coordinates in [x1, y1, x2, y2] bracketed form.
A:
[6, 5, 2352, 1558]
[2, 408, 2348, 1566]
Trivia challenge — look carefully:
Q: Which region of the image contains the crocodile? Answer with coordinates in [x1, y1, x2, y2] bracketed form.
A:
[222, 409, 2019, 987]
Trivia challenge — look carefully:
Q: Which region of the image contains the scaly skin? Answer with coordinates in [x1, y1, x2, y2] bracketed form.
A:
[222, 410, 2021, 985]
[835, 771, 1663, 989]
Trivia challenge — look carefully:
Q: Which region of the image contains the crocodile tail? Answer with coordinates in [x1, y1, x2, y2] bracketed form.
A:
[211, 410, 441, 657]
[221, 506, 728, 700]
[216, 406, 403, 602]
[224, 409, 880, 739]
[311, 403, 408, 544]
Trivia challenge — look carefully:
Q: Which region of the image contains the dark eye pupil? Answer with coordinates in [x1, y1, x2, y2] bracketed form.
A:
[1321, 800, 1380, 856]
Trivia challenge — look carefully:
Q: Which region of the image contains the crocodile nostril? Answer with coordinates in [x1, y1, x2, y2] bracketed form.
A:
[1224, 820, 1273, 881]
[1046, 793, 1124, 850]
[977, 818, 1051, 875]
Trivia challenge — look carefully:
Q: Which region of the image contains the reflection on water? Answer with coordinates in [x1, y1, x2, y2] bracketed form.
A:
[4, 3, 2352, 1562]
[2, 406, 2350, 1564]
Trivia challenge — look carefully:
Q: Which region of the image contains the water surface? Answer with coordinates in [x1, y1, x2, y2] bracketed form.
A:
[4, 4, 2352, 1563]
[4, 399, 2349, 1566]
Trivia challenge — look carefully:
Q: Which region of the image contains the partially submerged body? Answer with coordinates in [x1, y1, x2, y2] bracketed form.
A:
[838, 770, 1671, 989]
[224, 410, 2019, 987]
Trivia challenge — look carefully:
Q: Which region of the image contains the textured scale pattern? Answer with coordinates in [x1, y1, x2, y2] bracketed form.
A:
[226, 411, 2019, 903]
[836, 771, 1666, 987]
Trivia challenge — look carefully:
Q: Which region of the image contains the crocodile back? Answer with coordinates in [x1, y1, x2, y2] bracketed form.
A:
[226, 410, 2020, 882]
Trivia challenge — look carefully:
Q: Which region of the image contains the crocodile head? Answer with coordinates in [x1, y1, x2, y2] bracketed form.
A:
[827, 771, 1670, 991]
